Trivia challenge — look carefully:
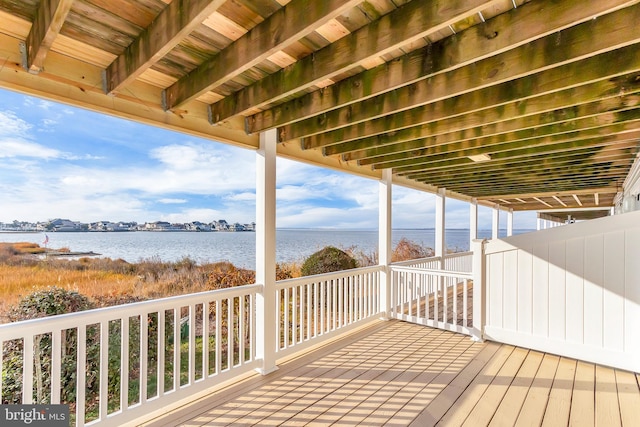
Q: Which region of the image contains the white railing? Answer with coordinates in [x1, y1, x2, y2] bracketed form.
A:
[391, 252, 473, 273]
[274, 266, 382, 359]
[0, 258, 473, 426]
[390, 266, 473, 335]
[0, 284, 261, 427]
[444, 251, 473, 273]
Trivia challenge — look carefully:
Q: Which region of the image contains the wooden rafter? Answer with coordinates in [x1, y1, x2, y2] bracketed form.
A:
[104, 0, 226, 95]
[23, 0, 73, 73]
[162, 0, 365, 111]
[333, 97, 640, 159]
[358, 120, 640, 168]
[208, 0, 504, 123]
[278, 1, 640, 141]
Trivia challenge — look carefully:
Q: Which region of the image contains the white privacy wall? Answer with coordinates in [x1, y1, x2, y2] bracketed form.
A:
[483, 210, 640, 372]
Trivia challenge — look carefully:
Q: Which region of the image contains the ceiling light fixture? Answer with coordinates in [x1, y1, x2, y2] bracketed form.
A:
[468, 153, 491, 162]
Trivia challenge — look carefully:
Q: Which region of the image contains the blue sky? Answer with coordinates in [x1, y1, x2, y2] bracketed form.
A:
[0, 88, 535, 229]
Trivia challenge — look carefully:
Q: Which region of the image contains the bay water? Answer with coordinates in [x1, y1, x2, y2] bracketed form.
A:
[0, 229, 529, 269]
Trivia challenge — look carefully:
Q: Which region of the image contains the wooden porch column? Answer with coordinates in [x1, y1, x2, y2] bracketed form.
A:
[470, 198, 478, 250]
[492, 204, 500, 240]
[507, 208, 514, 236]
[379, 169, 392, 319]
[256, 129, 278, 375]
[435, 188, 446, 269]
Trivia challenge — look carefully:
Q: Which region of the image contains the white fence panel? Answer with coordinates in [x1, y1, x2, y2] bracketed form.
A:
[483, 210, 640, 373]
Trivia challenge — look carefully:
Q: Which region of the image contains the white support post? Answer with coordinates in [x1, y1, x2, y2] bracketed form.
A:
[469, 198, 478, 250]
[492, 204, 500, 240]
[379, 169, 392, 319]
[537, 213, 541, 231]
[255, 129, 278, 375]
[471, 239, 486, 341]
[507, 209, 513, 236]
[435, 188, 446, 270]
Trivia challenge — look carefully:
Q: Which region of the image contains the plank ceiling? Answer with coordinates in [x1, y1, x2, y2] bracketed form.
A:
[1, 0, 639, 212]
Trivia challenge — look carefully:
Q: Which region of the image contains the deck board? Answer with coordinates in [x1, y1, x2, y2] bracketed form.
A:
[142, 320, 639, 427]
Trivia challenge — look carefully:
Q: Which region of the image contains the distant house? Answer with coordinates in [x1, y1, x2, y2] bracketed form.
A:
[48, 218, 82, 232]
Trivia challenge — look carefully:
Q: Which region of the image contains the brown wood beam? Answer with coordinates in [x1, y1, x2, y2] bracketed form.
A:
[208, 0, 501, 123]
[456, 180, 626, 198]
[365, 120, 640, 169]
[163, 0, 364, 111]
[23, 0, 74, 73]
[405, 152, 634, 184]
[301, 45, 640, 149]
[339, 101, 640, 161]
[249, 0, 639, 134]
[392, 133, 640, 173]
[475, 188, 618, 201]
[415, 161, 632, 189]
[282, 4, 640, 141]
[104, 0, 226, 95]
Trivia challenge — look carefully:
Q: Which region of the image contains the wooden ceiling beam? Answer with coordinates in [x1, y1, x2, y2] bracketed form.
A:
[301, 45, 640, 149]
[104, 0, 226, 95]
[162, 0, 364, 110]
[404, 153, 634, 184]
[332, 94, 640, 161]
[454, 180, 625, 198]
[23, 0, 74, 73]
[417, 163, 632, 189]
[283, 4, 640, 140]
[249, 0, 639, 134]
[364, 120, 640, 169]
[392, 133, 640, 174]
[208, 0, 502, 123]
[475, 188, 618, 201]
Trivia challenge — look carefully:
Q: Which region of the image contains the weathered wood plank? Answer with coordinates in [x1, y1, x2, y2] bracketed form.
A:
[299, 43, 640, 147]
[248, 0, 639, 133]
[331, 95, 640, 158]
[24, 0, 73, 73]
[391, 131, 640, 173]
[163, 0, 364, 111]
[104, 0, 226, 94]
[279, 3, 640, 140]
[361, 118, 640, 169]
[209, 0, 503, 122]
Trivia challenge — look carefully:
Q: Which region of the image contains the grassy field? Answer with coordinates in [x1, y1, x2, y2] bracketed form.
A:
[0, 238, 430, 322]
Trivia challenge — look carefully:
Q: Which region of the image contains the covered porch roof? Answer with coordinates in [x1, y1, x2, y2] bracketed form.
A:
[1, 0, 639, 212]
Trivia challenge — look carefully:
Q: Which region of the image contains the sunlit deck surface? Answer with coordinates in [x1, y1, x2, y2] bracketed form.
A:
[143, 321, 640, 427]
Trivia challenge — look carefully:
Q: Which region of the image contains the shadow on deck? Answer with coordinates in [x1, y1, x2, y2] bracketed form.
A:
[142, 320, 640, 426]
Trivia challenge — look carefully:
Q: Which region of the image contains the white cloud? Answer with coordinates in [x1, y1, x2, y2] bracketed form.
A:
[0, 139, 63, 159]
[158, 198, 187, 204]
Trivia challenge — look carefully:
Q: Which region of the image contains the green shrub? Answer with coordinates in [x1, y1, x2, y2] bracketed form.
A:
[3, 287, 97, 405]
[300, 246, 357, 276]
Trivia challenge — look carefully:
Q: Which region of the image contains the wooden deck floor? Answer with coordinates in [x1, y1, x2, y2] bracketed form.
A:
[143, 321, 640, 427]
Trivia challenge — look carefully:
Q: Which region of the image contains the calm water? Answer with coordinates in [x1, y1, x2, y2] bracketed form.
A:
[0, 229, 527, 269]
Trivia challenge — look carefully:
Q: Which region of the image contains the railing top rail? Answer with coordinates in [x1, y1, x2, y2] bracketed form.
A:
[391, 255, 442, 267]
[0, 283, 262, 339]
[444, 251, 473, 259]
[276, 265, 383, 289]
[390, 265, 473, 279]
